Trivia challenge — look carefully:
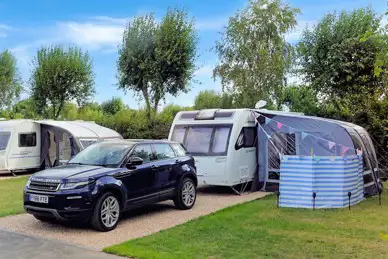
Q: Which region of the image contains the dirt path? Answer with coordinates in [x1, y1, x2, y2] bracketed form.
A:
[0, 187, 270, 251]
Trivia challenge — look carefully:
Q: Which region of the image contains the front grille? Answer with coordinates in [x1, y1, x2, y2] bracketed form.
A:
[29, 180, 60, 192]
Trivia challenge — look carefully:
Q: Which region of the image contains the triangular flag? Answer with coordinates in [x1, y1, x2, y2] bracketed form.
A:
[265, 117, 271, 125]
[341, 146, 349, 155]
[301, 132, 308, 140]
[277, 122, 283, 129]
[328, 141, 335, 150]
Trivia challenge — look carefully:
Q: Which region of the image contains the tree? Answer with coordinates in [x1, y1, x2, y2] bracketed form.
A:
[213, 0, 299, 109]
[117, 8, 197, 119]
[194, 90, 234, 110]
[297, 7, 388, 169]
[101, 97, 125, 115]
[12, 98, 38, 119]
[297, 7, 386, 102]
[30, 45, 95, 119]
[0, 50, 22, 109]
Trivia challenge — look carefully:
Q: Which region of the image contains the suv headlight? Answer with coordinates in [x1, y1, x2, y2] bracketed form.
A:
[60, 180, 94, 190]
[26, 177, 32, 188]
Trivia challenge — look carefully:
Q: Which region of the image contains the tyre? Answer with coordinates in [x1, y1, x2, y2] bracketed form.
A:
[174, 177, 197, 210]
[33, 215, 55, 223]
[91, 192, 121, 232]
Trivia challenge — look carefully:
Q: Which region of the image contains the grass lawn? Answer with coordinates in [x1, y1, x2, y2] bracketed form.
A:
[0, 176, 28, 217]
[105, 188, 388, 259]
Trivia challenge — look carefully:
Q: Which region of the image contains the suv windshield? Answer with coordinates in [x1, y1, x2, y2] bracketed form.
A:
[69, 142, 133, 166]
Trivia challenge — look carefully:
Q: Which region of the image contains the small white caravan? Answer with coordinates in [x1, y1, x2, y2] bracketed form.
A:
[0, 120, 122, 175]
[168, 109, 257, 191]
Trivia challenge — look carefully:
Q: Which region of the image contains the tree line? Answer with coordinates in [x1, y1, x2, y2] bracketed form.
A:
[0, 0, 387, 165]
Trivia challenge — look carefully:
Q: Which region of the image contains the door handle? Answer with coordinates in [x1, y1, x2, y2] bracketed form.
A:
[151, 165, 158, 170]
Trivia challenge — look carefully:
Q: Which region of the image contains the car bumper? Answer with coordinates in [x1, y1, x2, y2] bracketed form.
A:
[23, 187, 95, 221]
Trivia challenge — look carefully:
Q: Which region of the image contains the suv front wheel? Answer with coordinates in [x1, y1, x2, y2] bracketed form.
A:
[91, 192, 121, 231]
[174, 178, 197, 210]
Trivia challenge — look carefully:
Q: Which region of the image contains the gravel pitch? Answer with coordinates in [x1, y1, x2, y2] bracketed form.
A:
[0, 187, 270, 251]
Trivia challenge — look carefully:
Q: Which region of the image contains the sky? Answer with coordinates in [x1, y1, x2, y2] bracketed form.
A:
[0, 0, 385, 109]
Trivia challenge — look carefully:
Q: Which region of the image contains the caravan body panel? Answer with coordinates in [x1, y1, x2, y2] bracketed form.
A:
[168, 109, 257, 187]
[0, 120, 41, 173]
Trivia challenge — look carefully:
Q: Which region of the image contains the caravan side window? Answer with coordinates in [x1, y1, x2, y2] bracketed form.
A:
[235, 127, 256, 150]
[19, 133, 36, 147]
[0, 132, 11, 150]
[185, 127, 213, 153]
[171, 125, 232, 156]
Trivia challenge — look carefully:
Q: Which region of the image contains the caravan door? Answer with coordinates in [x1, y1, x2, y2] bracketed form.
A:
[171, 125, 232, 186]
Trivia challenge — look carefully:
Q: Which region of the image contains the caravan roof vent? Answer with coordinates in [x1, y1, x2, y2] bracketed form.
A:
[195, 109, 218, 120]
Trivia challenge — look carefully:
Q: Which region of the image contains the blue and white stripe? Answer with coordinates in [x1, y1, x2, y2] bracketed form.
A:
[279, 155, 364, 209]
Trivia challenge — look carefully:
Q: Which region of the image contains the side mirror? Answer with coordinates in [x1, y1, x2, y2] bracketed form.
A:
[126, 157, 143, 168]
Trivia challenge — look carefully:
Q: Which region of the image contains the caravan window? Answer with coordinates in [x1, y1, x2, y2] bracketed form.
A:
[19, 133, 36, 147]
[235, 127, 256, 150]
[186, 127, 213, 153]
[171, 127, 186, 144]
[171, 125, 232, 156]
[212, 127, 231, 153]
[80, 139, 98, 149]
[0, 132, 11, 150]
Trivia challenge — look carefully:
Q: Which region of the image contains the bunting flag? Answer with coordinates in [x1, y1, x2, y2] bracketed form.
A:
[265, 117, 271, 125]
[341, 145, 349, 155]
[328, 141, 335, 150]
[277, 122, 283, 129]
[301, 132, 308, 140]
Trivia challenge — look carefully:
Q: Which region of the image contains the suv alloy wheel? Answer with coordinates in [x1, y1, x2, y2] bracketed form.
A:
[91, 192, 121, 231]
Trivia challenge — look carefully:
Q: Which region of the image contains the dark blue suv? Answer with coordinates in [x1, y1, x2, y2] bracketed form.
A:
[23, 140, 197, 231]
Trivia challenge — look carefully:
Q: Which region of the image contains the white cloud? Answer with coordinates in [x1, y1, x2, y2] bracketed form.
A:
[89, 16, 129, 25]
[0, 24, 12, 37]
[57, 21, 124, 50]
[285, 20, 316, 42]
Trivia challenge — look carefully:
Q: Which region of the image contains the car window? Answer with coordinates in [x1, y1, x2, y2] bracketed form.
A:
[19, 132, 36, 147]
[131, 144, 153, 162]
[152, 144, 176, 160]
[171, 143, 187, 157]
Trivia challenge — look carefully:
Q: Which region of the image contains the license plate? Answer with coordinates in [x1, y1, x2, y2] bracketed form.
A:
[29, 194, 49, 204]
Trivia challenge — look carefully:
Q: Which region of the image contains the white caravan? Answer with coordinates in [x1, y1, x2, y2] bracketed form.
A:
[168, 109, 257, 192]
[0, 120, 122, 175]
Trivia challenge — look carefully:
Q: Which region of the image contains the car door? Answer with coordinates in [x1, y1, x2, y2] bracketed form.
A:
[122, 144, 159, 204]
[151, 143, 177, 194]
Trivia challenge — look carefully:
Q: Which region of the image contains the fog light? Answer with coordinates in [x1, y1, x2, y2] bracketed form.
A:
[66, 196, 82, 200]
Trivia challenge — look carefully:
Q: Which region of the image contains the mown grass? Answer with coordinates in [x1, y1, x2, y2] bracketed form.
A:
[105, 187, 388, 259]
[0, 176, 28, 217]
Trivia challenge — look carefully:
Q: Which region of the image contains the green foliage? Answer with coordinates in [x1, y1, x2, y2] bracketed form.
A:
[214, 0, 299, 108]
[117, 8, 197, 119]
[297, 7, 388, 168]
[12, 98, 38, 119]
[297, 7, 384, 100]
[278, 85, 320, 115]
[0, 50, 22, 109]
[30, 45, 95, 119]
[194, 90, 234, 109]
[101, 97, 125, 115]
